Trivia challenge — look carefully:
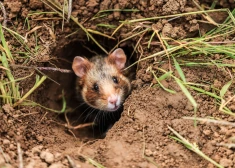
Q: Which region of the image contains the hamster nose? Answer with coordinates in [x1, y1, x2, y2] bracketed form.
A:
[108, 95, 118, 105]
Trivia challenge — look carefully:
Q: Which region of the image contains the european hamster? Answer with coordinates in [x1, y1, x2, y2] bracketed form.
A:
[72, 48, 131, 112]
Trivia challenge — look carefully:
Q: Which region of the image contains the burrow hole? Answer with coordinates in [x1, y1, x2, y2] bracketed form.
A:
[44, 36, 137, 138]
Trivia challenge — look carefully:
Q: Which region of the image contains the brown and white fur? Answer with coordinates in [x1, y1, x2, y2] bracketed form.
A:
[72, 48, 131, 112]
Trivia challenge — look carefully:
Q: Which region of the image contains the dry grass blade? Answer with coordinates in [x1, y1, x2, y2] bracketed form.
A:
[13, 75, 47, 107]
[183, 117, 235, 127]
[126, 9, 227, 23]
[192, 0, 218, 26]
[24, 26, 43, 43]
[168, 126, 224, 168]
[86, 158, 105, 168]
[0, 146, 9, 163]
[111, 28, 150, 53]
[78, 154, 106, 168]
[152, 25, 171, 70]
[218, 143, 235, 149]
[67, 155, 79, 168]
[0, 65, 9, 70]
[17, 143, 23, 168]
[87, 29, 115, 40]
[111, 21, 125, 36]
[0, 2, 7, 27]
[10, 64, 73, 73]
[67, 0, 72, 21]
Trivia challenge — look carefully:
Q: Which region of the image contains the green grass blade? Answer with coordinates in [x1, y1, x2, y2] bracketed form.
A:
[13, 75, 47, 107]
[87, 158, 105, 168]
[173, 57, 186, 82]
[188, 85, 221, 99]
[1, 52, 19, 103]
[220, 80, 232, 98]
[0, 24, 14, 62]
[175, 78, 197, 110]
[158, 71, 173, 81]
[152, 70, 176, 94]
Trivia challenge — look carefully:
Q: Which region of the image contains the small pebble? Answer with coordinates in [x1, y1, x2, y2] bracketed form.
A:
[8, 151, 16, 159]
[32, 145, 43, 155]
[203, 129, 211, 135]
[3, 139, 10, 145]
[40, 151, 54, 164]
[145, 149, 153, 156]
[25, 160, 35, 168]
[9, 144, 15, 150]
[36, 135, 44, 142]
[54, 152, 62, 162]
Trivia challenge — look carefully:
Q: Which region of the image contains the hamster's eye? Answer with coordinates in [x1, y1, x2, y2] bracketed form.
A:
[93, 83, 99, 91]
[112, 76, 118, 84]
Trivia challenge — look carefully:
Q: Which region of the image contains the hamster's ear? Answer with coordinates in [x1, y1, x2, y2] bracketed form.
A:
[72, 56, 91, 77]
[108, 48, 127, 70]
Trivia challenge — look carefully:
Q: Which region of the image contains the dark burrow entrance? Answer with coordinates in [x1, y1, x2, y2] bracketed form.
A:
[43, 36, 137, 138]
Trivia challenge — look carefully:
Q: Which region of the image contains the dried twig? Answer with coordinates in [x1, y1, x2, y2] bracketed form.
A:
[217, 143, 235, 149]
[0, 2, 7, 27]
[183, 117, 235, 127]
[0, 146, 9, 163]
[10, 64, 73, 73]
[64, 112, 93, 130]
[49, 113, 93, 139]
[67, 155, 79, 168]
[24, 26, 43, 43]
[67, 0, 72, 21]
[17, 143, 23, 168]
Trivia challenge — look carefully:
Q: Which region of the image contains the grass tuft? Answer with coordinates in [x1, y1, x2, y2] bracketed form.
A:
[0, 24, 20, 105]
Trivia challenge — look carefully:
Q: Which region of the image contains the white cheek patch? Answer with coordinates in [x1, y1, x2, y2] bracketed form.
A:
[82, 86, 87, 100]
[116, 95, 121, 106]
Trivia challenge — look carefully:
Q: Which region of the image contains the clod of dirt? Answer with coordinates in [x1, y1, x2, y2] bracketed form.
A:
[29, 0, 44, 9]
[162, 23, 186, 39]
[219, 158, 233, 167]
[40, 151, 55, 164]
[162, 0, 187, 14]
[32, 145, 43, 155]
[3, 139, 10, 145]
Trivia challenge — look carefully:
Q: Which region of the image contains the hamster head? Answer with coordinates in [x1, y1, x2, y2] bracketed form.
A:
[72, 48, 131, 112]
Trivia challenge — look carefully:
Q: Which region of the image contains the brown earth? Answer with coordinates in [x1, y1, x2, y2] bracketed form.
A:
[1, 0, 235, 168]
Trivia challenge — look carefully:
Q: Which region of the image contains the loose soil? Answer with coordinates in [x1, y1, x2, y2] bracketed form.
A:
[1, 0, 235, 168]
